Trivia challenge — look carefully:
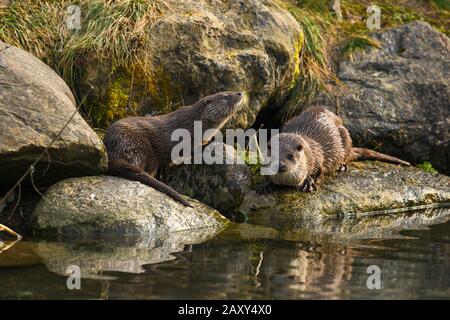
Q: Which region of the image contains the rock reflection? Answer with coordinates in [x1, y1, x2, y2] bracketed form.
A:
[1, 209, 449, 299]
[32, 227, 222, 279]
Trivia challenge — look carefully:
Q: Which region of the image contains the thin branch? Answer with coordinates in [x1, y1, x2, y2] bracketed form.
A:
[0, 223, 22, 240]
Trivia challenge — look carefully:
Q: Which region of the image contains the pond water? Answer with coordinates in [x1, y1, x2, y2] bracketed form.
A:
[0, 211, 449, 300]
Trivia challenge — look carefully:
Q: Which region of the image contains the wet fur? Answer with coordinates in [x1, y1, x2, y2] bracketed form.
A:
[270, 107, 410, 191]
[104, 91, 244, 206]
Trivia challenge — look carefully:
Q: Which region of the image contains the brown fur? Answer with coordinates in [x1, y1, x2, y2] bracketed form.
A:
[270, 107, 410, 191]
[104, 91, 244, 206]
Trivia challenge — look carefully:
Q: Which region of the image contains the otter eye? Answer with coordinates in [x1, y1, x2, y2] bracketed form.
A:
[287, 154, 294, 161]
[297, 144, 303, 151]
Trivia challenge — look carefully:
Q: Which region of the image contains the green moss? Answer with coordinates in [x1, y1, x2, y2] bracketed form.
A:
[432, 0, 450, 10]
[147, 67, 178, 114]
[417, 161, 438, 174]
[342, 36, 380, 60]
[291, 32, 304, 84]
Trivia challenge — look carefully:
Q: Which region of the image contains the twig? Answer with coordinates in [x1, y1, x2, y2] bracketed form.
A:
[30, 165, 46, 199]
[0, 223, 22, 240]
[0, 81, 17, 86]
[6, 182, 21, 222]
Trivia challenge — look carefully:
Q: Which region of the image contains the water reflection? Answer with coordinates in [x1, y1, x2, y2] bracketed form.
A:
[0, 209, 449, 299]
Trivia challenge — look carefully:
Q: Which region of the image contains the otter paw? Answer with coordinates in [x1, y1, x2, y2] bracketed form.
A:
[338, 164, 348, 172]
[299, 180, 317, 192]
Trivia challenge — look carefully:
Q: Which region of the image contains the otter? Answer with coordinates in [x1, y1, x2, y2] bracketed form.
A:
[269, 106, 410, 191]
[104, 91, 244, 207]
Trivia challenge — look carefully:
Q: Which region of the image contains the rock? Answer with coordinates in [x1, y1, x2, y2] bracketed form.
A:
[316, 21, 450, 173]
[31, 176, 229, 237]
[78, 0, 302, 128]
[165, 142, 252, 215]
[242, 162, 450, 231]
[0, 41, 107, 188]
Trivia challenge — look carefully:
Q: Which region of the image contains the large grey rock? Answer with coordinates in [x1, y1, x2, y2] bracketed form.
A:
[165, 142, 252, 215]
[0, 41, 107, 187]
[243, 162, 450, 231]
[316, 21, 450, 173]
[31, 176, 229, 237]
[78, 0, 302, 128]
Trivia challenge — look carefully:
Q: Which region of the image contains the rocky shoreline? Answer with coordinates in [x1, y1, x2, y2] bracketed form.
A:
[1, 4, 449, 241]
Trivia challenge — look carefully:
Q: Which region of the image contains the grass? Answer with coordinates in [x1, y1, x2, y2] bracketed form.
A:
[1, 0, 448, 126]
[274, 2, 337, 121]
[274, 0, 449, 120]
[341, 36, 381, 60]
[432, 0, 450, 10]
[417, 161, 438, 174]
[0, 0, 166, 127]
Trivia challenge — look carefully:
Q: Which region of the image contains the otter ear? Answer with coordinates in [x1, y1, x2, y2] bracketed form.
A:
[297, 144, 303, 151]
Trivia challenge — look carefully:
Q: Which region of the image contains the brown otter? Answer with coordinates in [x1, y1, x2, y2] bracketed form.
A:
[270, 106, 410, 191]
[104, 91, 244, 207]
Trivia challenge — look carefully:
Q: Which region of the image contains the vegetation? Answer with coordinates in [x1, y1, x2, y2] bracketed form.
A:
[275, 0, 449, 120]
[418, 161, 438, 174]
[0, 0, 165, 127]
[0, 0, 448, 125]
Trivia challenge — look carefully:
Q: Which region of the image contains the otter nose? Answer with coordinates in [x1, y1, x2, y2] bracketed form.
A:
[279, 164, 287, 173]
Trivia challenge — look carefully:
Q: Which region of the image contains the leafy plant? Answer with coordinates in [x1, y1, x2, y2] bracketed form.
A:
[417, 161, 438, 174]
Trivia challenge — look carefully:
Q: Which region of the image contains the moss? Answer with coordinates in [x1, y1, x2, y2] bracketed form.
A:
[417, 161, 438, 174]
[87, 72, 132, 127]
[341, 36, 380, 60]
[146, 67, 179, 114]
[291, 32, 304, 85]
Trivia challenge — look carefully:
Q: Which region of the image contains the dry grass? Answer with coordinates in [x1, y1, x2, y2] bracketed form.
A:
[0, 0, 167, 125]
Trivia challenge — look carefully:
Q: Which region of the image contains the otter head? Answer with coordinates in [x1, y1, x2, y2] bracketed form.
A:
[194, 91, 244, 130]
[269, 133, 309, 187]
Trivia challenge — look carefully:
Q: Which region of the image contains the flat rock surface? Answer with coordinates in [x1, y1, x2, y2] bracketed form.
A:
[242, 162, 450, 231]
[31, 176, 229, 238]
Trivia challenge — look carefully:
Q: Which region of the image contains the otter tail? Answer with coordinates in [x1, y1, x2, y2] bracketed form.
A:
[351, 148, 410, 166]
[108, 159, 192, 207]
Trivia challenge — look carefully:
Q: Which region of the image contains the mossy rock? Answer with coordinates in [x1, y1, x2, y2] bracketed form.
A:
[242, 162, 450, 232]
[74, 0, 302, 128]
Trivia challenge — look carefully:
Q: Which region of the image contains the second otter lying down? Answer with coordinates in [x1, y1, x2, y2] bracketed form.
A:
[270, 107, 410, 191]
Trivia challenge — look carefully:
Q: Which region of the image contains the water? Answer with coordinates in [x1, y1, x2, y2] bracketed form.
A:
[0, 213, 449, 299]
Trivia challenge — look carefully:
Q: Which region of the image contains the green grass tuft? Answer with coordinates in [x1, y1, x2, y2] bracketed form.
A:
[274, 3, 336, 121]
[417, 161, 438, 174]
[341, 36, 380, 60]
[0, 0, 165, 127]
